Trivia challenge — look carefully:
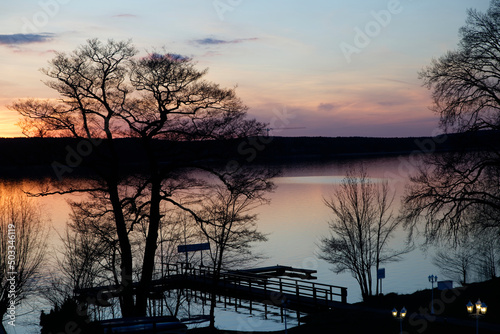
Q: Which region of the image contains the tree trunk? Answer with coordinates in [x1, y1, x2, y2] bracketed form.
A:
[209, 245, 225, 330]
[367, 265, 373, 297]
[109, 183, 136, 317]
[208, 290, 217, 331]
[136, 178, 162, 316]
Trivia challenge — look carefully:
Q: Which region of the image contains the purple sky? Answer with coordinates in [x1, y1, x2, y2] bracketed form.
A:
[0, 0, 492, 137]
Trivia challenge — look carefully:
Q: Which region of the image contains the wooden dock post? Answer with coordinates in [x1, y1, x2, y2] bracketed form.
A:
[295, 281, 300, 309]
[341, 287, 347, 303]
[249, 281, 253, 314]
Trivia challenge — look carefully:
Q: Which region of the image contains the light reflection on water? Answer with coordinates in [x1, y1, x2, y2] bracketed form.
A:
[4, 156, 444, 332]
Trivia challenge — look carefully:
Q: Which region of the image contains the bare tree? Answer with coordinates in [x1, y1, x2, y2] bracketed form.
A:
[433, 248, 473, 286]
[319, 167, 410, 301]
[155, 210, 201, 318]
[194, 167, 274, 329]
[45, 208, 120, 306]
[432, 230, 476, 285]
[0, 183, 47, 328]
[419, 0, 500, 135]
[432, 222, 500, 285]
[43, 201, 202, 322]
[16, 118, 50, 138]
[10, 39, 269, 317]
[471, 226, 500, 281]
[404, 0, 500, 243]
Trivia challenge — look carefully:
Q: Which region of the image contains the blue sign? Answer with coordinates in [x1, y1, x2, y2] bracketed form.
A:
[177, 243, 210, 253]
[377, 268, 386, 279]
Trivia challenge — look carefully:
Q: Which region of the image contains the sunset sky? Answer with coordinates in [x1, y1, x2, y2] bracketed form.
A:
[0, 0, 492, 138]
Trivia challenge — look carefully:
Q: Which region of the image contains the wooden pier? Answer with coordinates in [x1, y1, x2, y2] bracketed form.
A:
[75, 263, 348, 314]
[159, 264, 347, 312]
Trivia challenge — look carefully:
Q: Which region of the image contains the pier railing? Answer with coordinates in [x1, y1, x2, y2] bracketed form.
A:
[163, 263, 347, 306]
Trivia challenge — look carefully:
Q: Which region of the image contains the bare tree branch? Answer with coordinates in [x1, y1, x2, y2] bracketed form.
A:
[319, 166, 411, 300]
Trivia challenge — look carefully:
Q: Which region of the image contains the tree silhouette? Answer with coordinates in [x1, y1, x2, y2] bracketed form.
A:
[0, 183, 47, 329]
[319, 167, 410, 301]
[404, 0, 500, 243]
[195, 167, 274, 329]
[10, 39, 270, 317]
[432, 222, 500, 285]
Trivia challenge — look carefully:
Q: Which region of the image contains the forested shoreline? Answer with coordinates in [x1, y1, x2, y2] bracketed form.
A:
[1, 131, 498, 178]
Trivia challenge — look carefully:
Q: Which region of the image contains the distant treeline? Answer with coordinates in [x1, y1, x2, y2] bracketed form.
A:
[0, 131, 498, 178]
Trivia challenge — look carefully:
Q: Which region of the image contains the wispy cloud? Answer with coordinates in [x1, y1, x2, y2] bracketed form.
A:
[377, 101, 403, 107]
[0, 33, 55, 46]
[112, 14, 138, 18]
[193, 37, 258, 46]
[318, 103, 336, 112]
[378, 77, 419, 86]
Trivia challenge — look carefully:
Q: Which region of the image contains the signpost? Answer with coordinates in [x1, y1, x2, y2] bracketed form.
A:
[177, 243, 211, 253]
[377, 268, 385, 294]
[177, 242, 210, 267]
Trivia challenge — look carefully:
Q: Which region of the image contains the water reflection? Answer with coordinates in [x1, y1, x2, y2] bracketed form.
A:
[179, 298, 301, 332]
[255, 157, 436, 304]
[1, 156, 442, 332]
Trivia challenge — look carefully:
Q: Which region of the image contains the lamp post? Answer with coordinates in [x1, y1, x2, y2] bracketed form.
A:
[467, 299, 487, 334]
[392, 307, 407, 334]
[428, 275, 438, 314]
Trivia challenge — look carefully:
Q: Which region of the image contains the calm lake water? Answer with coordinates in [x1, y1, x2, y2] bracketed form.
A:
[255, 157, 438, 300]
[5, 155, 444, 333]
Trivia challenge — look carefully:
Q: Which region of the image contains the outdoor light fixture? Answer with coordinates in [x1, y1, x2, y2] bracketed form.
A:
[392, 307, 407, 334]
[428, 275, 438, 314]
[467, 299, 487, 334]
[467, 301, 474, 314]
[481, 303, 488, 315]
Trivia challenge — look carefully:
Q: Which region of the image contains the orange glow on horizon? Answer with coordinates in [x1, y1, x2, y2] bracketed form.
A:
[0, 107, 23, 138]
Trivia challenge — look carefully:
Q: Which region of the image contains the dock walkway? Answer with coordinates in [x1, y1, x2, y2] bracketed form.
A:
[155, 264, 347, 312]
[75, 264, 348, 313]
